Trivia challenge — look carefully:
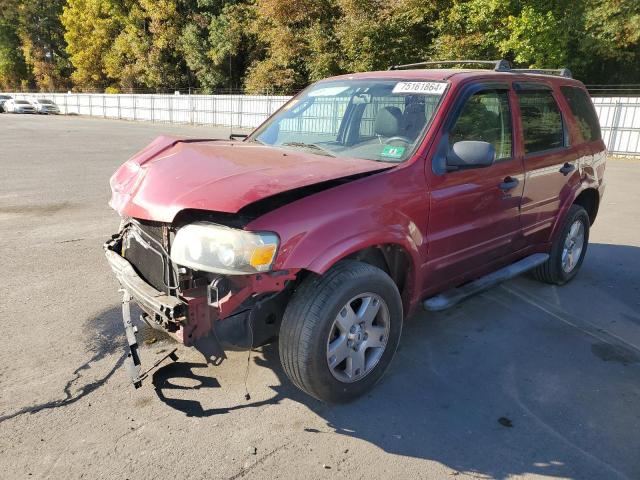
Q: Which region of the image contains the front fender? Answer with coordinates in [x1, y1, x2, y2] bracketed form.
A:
[268, 205, 423, 274]
[307, 221, 421, 275]
[245, 159, 428, 304]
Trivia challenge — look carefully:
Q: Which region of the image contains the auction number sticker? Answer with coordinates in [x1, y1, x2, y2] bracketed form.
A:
[392, 82, 447, 95]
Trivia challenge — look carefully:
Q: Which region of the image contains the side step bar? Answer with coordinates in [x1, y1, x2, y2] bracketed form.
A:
[423, 253, 549, 312]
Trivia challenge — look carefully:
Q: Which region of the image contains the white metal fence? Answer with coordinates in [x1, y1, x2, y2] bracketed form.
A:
[5, 92, 291, 129]
[3, 92, 640, 155]
[592, 97, 640, 156]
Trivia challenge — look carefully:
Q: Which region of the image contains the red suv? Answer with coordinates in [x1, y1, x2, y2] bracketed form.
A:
[105, 60, 605, 403]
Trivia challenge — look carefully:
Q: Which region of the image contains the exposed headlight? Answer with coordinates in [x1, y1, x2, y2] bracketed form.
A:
[170, 222, 279, 275]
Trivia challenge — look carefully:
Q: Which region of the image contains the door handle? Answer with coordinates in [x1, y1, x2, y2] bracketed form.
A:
[499, 177, 520, 191]
[559, 163, 575, 176]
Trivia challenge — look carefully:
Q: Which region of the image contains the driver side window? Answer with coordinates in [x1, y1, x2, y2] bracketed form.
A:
[450, 90, 512, 160]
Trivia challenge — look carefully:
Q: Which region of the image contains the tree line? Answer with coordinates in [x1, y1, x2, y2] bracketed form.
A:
[1, 0, 638, 94]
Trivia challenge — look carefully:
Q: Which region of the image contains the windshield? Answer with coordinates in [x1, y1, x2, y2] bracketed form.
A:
[16, 100, 29, 105]
[39, 99, 54, 104]
[249, 79, 447, 163]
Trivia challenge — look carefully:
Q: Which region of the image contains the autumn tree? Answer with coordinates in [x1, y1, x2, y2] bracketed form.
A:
[1, 0, 639, 92]
[102, 0, 192, 91]
[243, 0, 341, 93]
[18, 0, 71, 90]
[62, 0, 126, 91]
[0, 0, 28, 89]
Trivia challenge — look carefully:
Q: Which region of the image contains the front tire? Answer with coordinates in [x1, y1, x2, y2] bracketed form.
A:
[279, 260, 403, 403]
[532, 204, 590, 285]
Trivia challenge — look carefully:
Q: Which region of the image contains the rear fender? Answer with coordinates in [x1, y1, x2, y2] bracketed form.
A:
[549, 184, 600, 243]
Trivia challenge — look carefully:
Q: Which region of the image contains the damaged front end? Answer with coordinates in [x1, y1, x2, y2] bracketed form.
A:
[104, 218, 298, 388]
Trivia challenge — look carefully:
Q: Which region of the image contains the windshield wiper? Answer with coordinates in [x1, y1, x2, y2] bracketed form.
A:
[281, 142, 336, 157]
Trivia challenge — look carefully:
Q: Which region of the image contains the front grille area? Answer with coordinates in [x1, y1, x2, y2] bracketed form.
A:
[123, 220, 176, 293]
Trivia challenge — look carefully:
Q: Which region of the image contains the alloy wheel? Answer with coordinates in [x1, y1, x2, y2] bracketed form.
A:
[326, 293, 390, 383]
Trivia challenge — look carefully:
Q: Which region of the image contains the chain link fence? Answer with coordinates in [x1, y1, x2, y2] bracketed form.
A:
[3, 91, 640, 156]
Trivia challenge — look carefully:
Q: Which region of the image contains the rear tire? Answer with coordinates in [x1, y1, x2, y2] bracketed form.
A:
[279, 260, 403, 403]
[532, 204, 590, 285]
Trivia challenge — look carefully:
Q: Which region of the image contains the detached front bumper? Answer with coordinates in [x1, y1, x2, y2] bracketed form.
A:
[104, 234, 298, 389]
[105, 237, 187, 387]
[104, 237, 187, 324]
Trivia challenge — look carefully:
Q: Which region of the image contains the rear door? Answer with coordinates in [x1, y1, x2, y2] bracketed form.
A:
[426, 83, 524, 290]
[515, 83, 579, 245]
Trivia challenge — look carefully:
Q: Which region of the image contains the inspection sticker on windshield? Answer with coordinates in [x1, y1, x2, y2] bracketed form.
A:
[392, 81, 447, 95]
[381, 145, 406, 159]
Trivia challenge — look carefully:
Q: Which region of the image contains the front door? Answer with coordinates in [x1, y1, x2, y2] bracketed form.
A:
[425, 86, 524, 292]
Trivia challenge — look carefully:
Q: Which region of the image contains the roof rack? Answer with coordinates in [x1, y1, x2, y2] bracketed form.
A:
[510, 68, 572, 78]
[388, 60, 573, 78]
[389, 60, 511, 72]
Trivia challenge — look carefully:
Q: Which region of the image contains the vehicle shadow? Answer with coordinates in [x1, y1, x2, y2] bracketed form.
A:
[0, 306, 127, 423]
[150, 242, 640, 479]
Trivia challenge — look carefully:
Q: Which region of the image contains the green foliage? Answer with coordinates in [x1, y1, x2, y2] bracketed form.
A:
[0, 21, 27, 89]
[434, 0, 513, 61]
[581, 0, 640, 83]
[0, 0, 638, 92]
[17, 0, 71, 90]
[501, 6, 568, 68]
[336, 0, 443, 73]
[103, 0, 191, 91]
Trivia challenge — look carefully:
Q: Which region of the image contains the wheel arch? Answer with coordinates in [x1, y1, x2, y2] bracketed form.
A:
[550, 186, 600, 242]
[573, 187, 600, 225]
[318, 243, 416, 315]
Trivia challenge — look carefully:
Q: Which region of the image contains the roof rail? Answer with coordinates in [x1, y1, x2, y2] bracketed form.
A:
[387, 60, 573, 78]
[510, 68, 572, 78]
[388, 59, 511, 72]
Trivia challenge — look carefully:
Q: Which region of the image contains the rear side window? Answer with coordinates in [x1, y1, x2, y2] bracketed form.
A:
[517, 91, 564, 154]
[560, 86, 601, 142]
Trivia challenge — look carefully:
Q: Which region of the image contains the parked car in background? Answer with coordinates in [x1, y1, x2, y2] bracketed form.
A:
[0, 95, 12, 113]
[4, 99, 36, 114]
[29, 98, 60, 114]
[105, 59, 605, 403]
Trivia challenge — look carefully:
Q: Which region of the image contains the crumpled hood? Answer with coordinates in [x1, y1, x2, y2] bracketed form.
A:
[109, 135, 389, 223]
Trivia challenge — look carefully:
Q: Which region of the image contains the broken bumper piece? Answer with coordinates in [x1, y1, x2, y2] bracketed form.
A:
[120, 290, 178, 388]
[120, 290, 142, 388]
[105, 238, 183, 388]
[104, 237, 187, 325]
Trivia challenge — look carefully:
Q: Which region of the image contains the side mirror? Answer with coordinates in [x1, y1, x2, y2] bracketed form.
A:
[446, 141, 495, 171]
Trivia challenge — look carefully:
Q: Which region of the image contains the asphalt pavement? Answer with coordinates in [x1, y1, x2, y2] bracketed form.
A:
[1, 114, 639, 480]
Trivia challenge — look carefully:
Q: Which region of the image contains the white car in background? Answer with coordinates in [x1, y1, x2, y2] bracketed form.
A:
[4, 99, 36, 114]
[0, 94, 12, 112]
[29, 98, 60, 114]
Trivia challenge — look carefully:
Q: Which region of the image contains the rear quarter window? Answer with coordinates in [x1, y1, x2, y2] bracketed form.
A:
[560, 86, 601, 142]
[517, 90, 565, 154]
